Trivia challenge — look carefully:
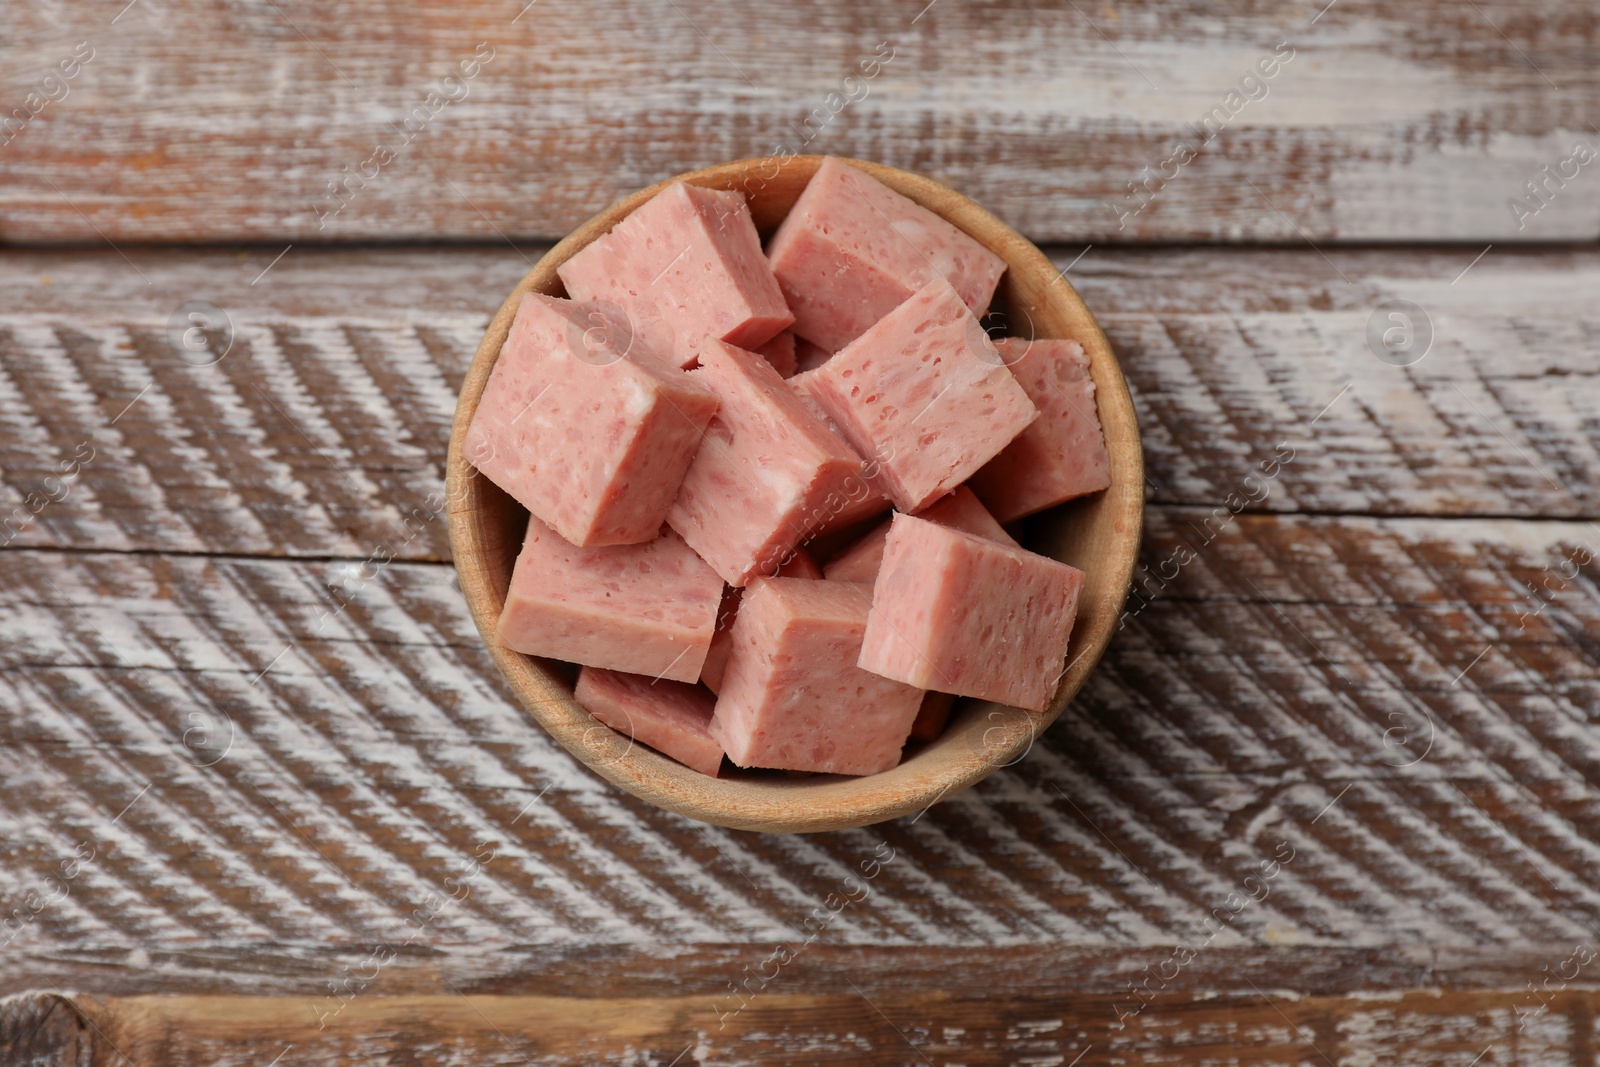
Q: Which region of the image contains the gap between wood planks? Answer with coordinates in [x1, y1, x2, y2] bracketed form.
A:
[5, 507, 1599, 565]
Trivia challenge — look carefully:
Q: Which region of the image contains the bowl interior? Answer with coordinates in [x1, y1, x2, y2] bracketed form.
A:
[447, 156, 1144, 833]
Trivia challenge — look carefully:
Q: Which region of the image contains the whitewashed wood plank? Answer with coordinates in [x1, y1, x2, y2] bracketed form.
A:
[1, 0, 1596, 242]
[1, 509, 1597, 967]
[1, 246, 1596, 566]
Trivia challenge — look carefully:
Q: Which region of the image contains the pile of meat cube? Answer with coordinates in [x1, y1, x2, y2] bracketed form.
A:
[466, 158, 1111, 778]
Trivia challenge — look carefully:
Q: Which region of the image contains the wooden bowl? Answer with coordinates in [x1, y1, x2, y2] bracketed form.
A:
[447, 156, 1143, 833]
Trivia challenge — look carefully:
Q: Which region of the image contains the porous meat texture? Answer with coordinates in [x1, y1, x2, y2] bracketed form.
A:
[710, 577, 924, 775]
[787, 366, 894, 533]
[575, 666, 725, 777]
[667, 341, 863, 586]
[969, 337, 1111, 521]
[558, 182, 793, 366]
[497, 516, 722, 683]
[767, 157, 1007, 352]
[822, 486, 1016, 584]
[805, 277, 1037, 512]
[464, 292, 719, 546]
[858, 513, 1084, 711]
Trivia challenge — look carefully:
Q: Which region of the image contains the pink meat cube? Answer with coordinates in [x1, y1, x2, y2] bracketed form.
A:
[767, 157, 1007, 352]
[787, 367, 893, 534]
[794, 336, 832, 374]
[464, 293, 720, 547]
[755, 329, 798, 378]
[822, 486, 1016, 584]
[710, 577, 924, 775]
[775, 547, 824, 579]
[858, 513, 1085, 711]
[668, 341, 863, 587]
[497, 516, 722, 683]
[557, 182, 793, 366]
[575, 667, 725, 777]
[698, 547, 816, 694]
[969, 338, 1112, 521]
[806, 277, 1038, 512]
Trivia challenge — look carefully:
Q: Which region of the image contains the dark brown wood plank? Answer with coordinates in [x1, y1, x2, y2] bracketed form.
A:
[3, 246, 1596, 567]
[3, 983, 1597, 1067]
[1, 944, 1588, 1001]
[2, 0, 1597, 243]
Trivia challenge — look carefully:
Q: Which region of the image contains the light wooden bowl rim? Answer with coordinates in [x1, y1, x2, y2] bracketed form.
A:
[447, 155, 1144, 833]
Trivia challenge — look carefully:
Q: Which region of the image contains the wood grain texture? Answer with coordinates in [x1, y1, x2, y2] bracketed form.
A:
[3, 508, 1597, 961]
[4, 242, 1598, 1061]
[5, 986, 1596, 1067]
[3, 507, 1600, 1054]
[2, 0, 1598, 243]
[2, 245, 1597, 571]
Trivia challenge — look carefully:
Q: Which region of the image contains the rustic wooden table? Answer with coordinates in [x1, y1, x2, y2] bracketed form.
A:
[3, 1, 1598, 1064]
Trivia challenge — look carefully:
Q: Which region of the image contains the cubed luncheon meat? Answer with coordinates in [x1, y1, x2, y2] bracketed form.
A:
[776, 547, 825, 579]
[710, 577, 924, 775]
[558, 182, 793, 367]
[755, 329, 798, 378]
[822, 485, 1016, 584]
[464, 292, 720, 547]
[700, 548, 821, 694]
[858, 513, 1085, 712]
[805, 277, 1038, 512]
[767, 157, 1007, 353]
[668, 341, 863, 586]
[574, 666, 725, 777]
[969, 338, 1112, 521]
[498, 516, 722, 683]
[787, 367, 893, 534]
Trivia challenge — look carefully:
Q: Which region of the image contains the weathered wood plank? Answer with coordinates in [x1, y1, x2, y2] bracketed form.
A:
[2, 510, 1596, 976]
[2, 246, 1596, 565]
[2, 0, 1597, 243]
[2, 986, 1593, 1067]
[2, 944, 1590, 1001]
